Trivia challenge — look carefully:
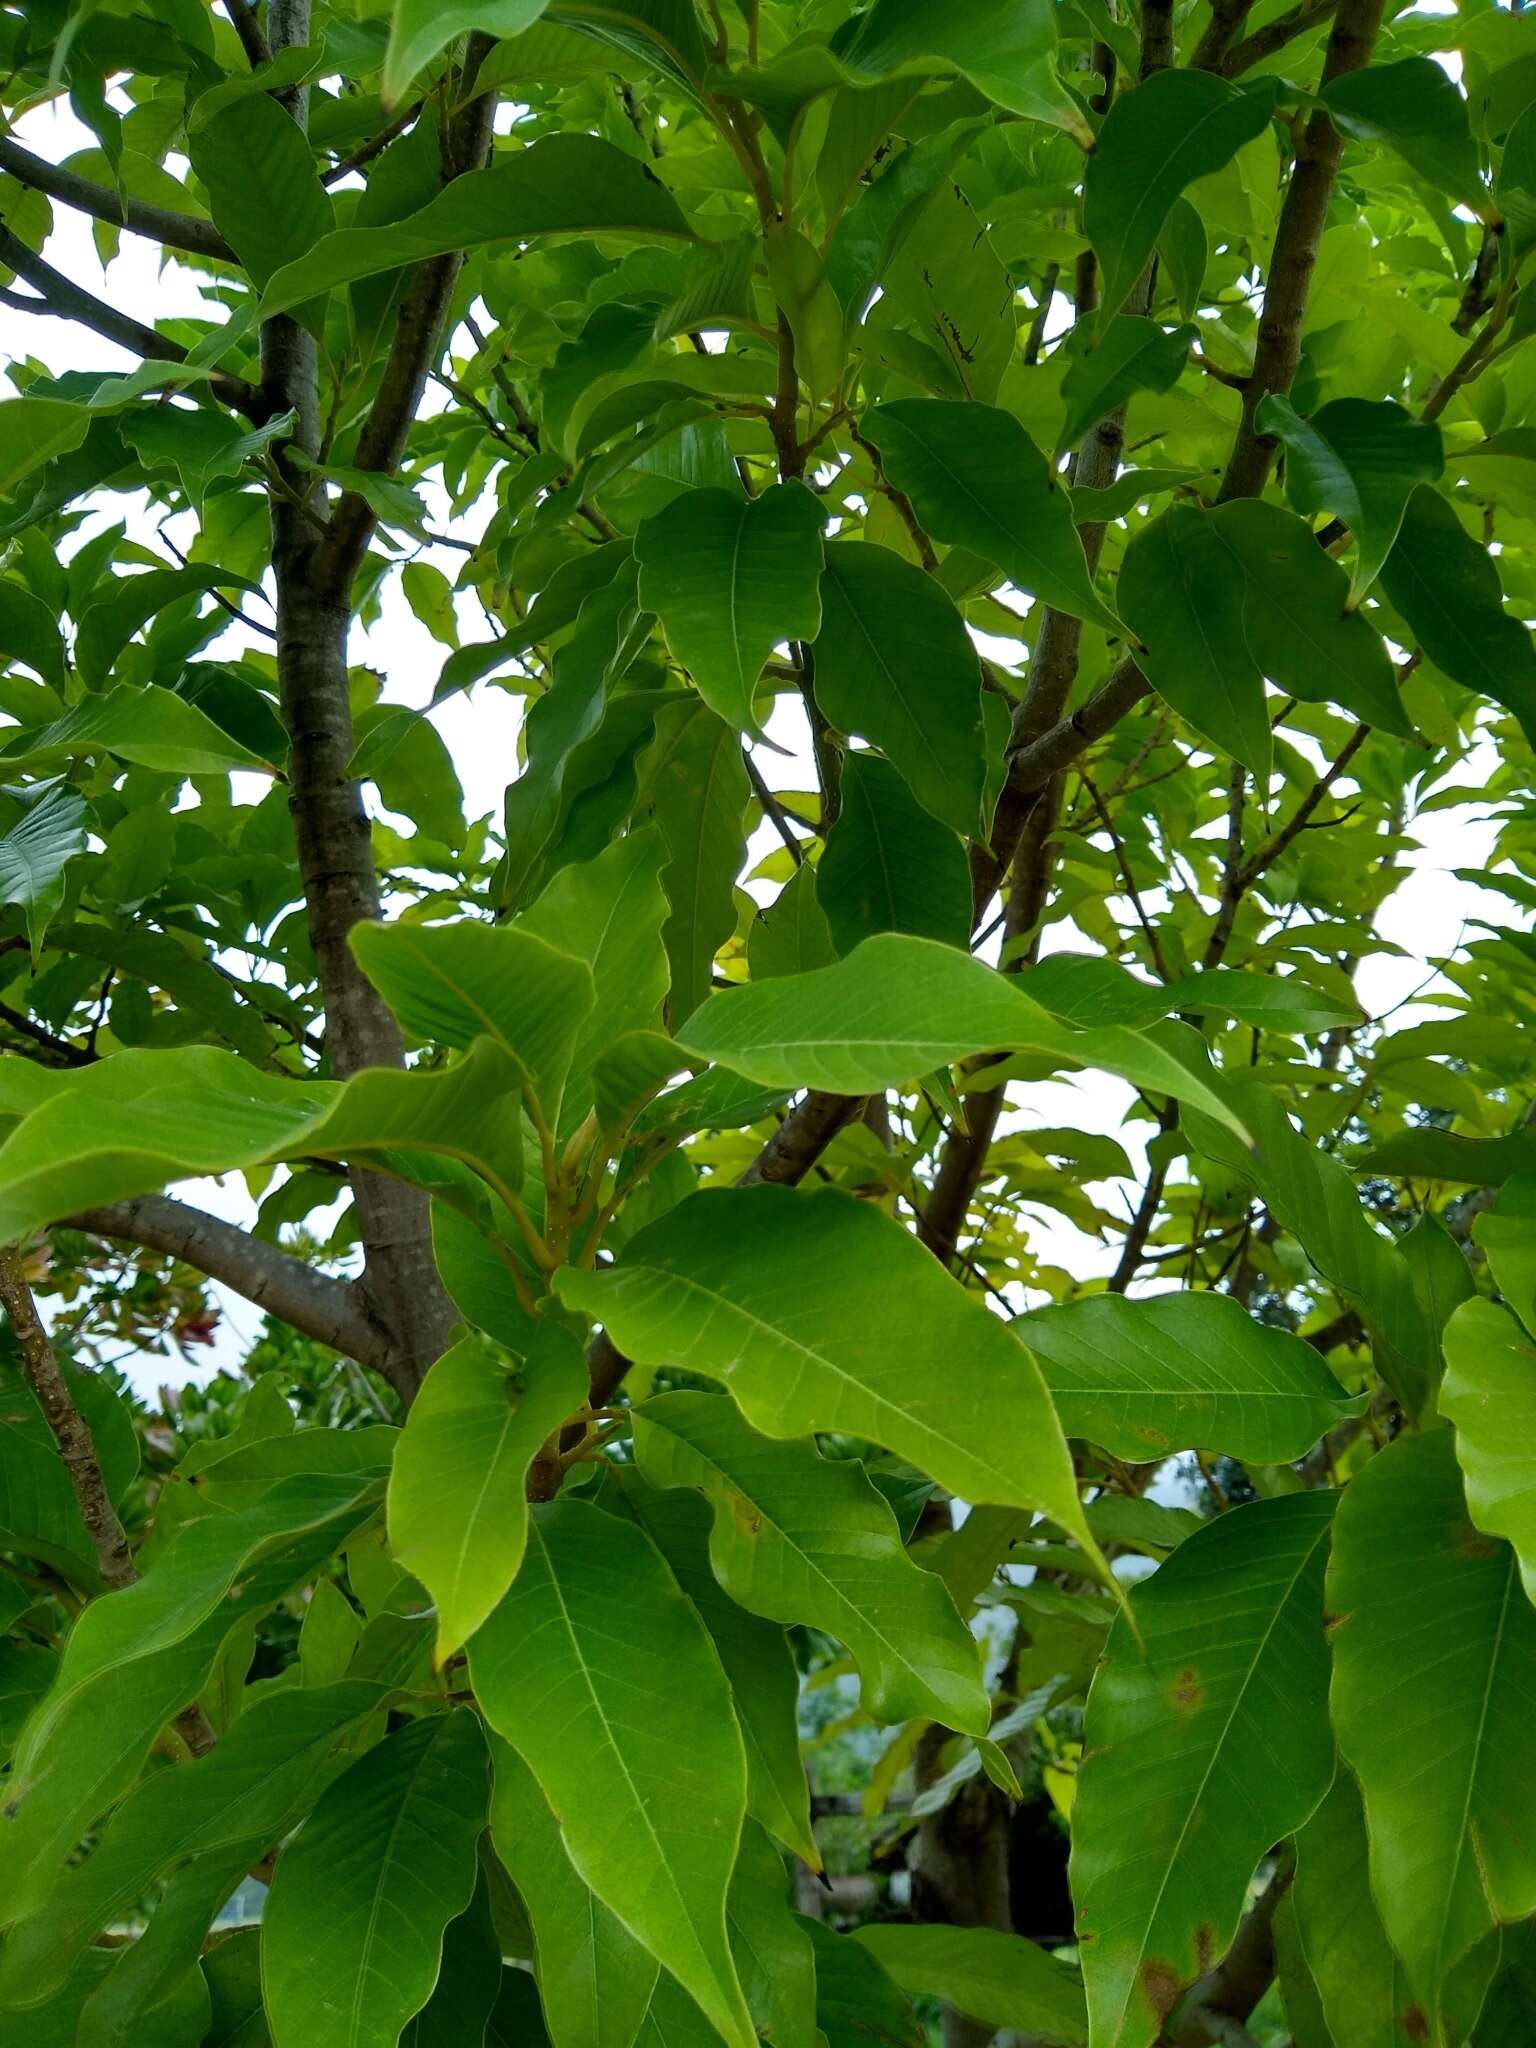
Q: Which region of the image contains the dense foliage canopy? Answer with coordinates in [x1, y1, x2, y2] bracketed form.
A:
[1, 0, 1536, 2044]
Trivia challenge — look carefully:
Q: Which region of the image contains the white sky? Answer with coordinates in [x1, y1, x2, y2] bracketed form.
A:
[0, 103, 1511, 1400]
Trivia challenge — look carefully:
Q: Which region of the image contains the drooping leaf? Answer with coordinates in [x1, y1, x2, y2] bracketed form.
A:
[264, 1709, 490, 2048]
[387, 1327, 586, 1663]
[641, 701, 751, 1027]
[469, 1497, 756, 2048]
[1255, 396, 1445, 605]
[1119, 500, 1408, 778]
[382, 1, 551, 102]
[816, 749, 971, 953]
[813, 539, 987, 836]
[261, 135, 695, 316]
[1323, 57, 1486, 209]
[1072, 1494, 1337, 2048]
[674, 932, 1250, 1136]
[862, 400, 1120, 633]
[0, 576, 65, 686]
[557, 1183, 1111, 1577]
[1018, 1290, 1364, 1463]
[0, 682, 274, 776]
[1328, 1427, 1536, 2018]
[1442, 1298, 1536, 1611]
[188, 96, 335, 289]
[1378, 484, 1536, 747]
[804, 1919, 924, 2048]
[400, 1869, 506, 2048]
[851, 1924, 1087, 2047]
[833, 0, 1091, 143]
[633, 1388, 989, 1732]
[748, 862, 838, 982]
[1056, 317, 1196, 460]
[635, 483, 824, 737]
[1084, 72, 1282, 320]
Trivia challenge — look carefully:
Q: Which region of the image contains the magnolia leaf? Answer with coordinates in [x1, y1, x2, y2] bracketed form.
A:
[1056, 316, 1196, 459]
[382, 1, 551, 102]
[643, 702, 750, 1028]
[814, 540, 988, 836]
[469, 1498, 756, 2048]
[188, 97, 335, 290]
[1329, 1428, 1536, 2018]
[1323, 57, 1486, 209]
[1019, 1291, 1365, 1463]
[1256, 396, 1444, 605]
[850, 1924, 1087, 2046]
[1073, 1494, 1337, 2048]
[0, 785, 89, 961]
[1442, 1297, 1536, 1608]
[557, 1184, 1112, 1579]
[387, 1327, 587, 1663]
[816, 750, 971, 953]
[635, 483, 824, 735]
[1084, 72, 1282, 320]
[0, 682, 273, 776]
[264, 1710, 490, 2048]
[833, 0, 1090, 143]
[862, 400, 1119, 633]
[806, 1919, 923, 2048]
[633, 1389, 989, 1732]
[748, 862, 838, 981]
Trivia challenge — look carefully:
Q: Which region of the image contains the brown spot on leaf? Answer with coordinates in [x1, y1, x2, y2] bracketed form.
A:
[1139, 1960, 1183, 2024]
[1459, 1523, 1498, 1560]
[1194, 1923, 1216, 1975]
[1170, 1667, 1205, 1713]
[1402, 2004, 1429, 2043]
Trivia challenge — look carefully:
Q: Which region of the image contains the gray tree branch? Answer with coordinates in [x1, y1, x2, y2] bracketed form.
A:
[0, 137, 235, 262]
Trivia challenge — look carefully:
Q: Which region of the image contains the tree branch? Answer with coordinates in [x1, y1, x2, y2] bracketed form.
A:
[65, 1194, 398, 1374]
[220, 0, 272, 67]
[0, 226, 267, 419]
[0, 137, 234, 263]
[1222, 0, 1339, 75]
[1216, 0, 1387, 500]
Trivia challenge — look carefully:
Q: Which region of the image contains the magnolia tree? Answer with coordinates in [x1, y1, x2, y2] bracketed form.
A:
[0, 0, 1535, 2044]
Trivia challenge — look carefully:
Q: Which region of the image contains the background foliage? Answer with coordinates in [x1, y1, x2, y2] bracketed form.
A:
[0, 1, 1535, 2045]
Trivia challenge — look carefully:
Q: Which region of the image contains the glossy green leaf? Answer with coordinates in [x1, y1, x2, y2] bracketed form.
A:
[816, 750, 970, 953]
[851, 1924, 1087, 2046]
[635, 483, 824, 735]
[188, 97, 334, 289]
[805, 1919, 923, 2048]
[1328, 1428, 1536, 2017]
[0, 576, 65, 686]
[1323, 58, 1486, 208]
[1057, 317, 1196, 460]
[387, 1327, 586, 1663]
[1084, 72, 1281, 320]
[1119, 500, 1407, 778]
[557, 1183, 1110, 1577]
[400, 1870, 506, 2048]
[643, 701, 751, 1027]
[264, 1709, 490, 2048]
[862, 400, 1119, 634]
[748, 862, 837, 982]
[0, 1339, 136, 1585]
[674, 932, 1249, 1136]
[1378, 484, 1536, 747]
[0, 1469, 385, 1921]
[0, 785, 88, 959]
[261, 135, 694, 316]
[633, 1388, 988, 1732]
[469, 1497, 756, 2048]
[1019, 1290, 1364, 1463]
[1442, 1297, 1536, 1608]
[0, 681, 273, 776]
[382, 1, 551, 101]
[1072, 1494, 1337, 2048]
[814, 539, 986, 836]
[1256, 396, 1445, 605]
[833, 0, 1090, 143]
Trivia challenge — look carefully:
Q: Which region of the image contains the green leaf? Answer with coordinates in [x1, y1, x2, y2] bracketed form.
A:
[556, 1183, 1111, 1579]
[748, 862, 837, 981]
[1328, 1428, 1536, 2017]
[1378, 484, 1536, 747]
[383, 1, 551, 102]
[1019, 1290, 1365, 1463]
[1073, 1494, 1337, 2048]
[862, 400, 1120, 634]
[387, 1328, 586, 1663]
[0, 398, 94, 496]
[816, 750, 971, 953]
[0, 1342, 137, 1586]
[0, 575, 65, 686]
[261, 135, 694, 317]
[469, 1497, 756, 2048]
[351, 921, 595, 1114]
[635, 483, 824, 735]
[850, 1924, 1087, 2046]
[350, 705, 465, 848]
[488, 1733, 663, 2048]
[0, 681, 272, 776]
[764, 225, 847, 404]
[1056, 317, 1196, 460]
[202, 1928, 267, 2048]
[1120, 500, 1407, 778]
[264, 1709, 490, 2048]
[400, 1871, 506, 2048]
[642, 701, 751, 1027]
[1472, 1174, 1536, 1329]
[674, 932, 1250, 1137]
[0, 784, 89, 959]
[0, 1469, 385, 1921]
[1442, 1297, 1536, 1608]
[1324, 58, 1486, 209]
[1084, 72, 1282, 321]
[1255, 397, 1444, 605]
[0, 1681, 384, 2013]
[813, 539, 986, 836]
[805, 1919, 924, 2048]
[188, 97, 334, 290]
[833, 0, 1090, 144]
[633, 1388, 989, 1733]
[614, 1471, 819, 1868]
